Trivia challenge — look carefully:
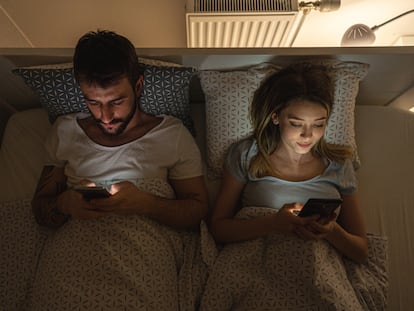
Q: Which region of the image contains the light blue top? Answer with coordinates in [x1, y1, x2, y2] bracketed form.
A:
[225, 138, 357, 210]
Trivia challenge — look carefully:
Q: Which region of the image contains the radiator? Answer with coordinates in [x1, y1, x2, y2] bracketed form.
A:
[186, 0, 305, 48]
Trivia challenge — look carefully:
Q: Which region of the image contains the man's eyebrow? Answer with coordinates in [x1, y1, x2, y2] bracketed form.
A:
[84, 95, 127, 102]
[83, 96, 96, 102]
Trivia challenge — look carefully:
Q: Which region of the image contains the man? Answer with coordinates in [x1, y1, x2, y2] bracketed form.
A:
[32, 30, 208, 230]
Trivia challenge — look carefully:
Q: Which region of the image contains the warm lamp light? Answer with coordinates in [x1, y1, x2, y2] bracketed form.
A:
[341, 9, 414, 46]
[299, 0, 340, 13]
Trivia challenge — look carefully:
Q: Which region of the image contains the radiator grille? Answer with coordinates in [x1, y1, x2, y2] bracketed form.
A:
[187, 13, 301, 47]
[186, 0, 303, 48]
[190, 0, 297, 12]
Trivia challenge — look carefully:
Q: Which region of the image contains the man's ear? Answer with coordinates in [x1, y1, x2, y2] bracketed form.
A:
[271, 113, 279, 125]
[135, 75, 144, 97]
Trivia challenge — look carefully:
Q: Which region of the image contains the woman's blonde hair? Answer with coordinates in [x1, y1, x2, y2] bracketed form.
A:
[249, 62, 353, 177]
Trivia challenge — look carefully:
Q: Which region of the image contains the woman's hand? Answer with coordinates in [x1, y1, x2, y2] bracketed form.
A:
[273, 203, 320, 235]
[294, 213, 337, 240]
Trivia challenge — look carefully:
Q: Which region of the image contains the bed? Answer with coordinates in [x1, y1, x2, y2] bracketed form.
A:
[1, 49, 413, 310]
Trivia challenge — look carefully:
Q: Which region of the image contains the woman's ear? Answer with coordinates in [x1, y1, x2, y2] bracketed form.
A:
[271, 113, 279, 125]
[135, 75, 144, 97]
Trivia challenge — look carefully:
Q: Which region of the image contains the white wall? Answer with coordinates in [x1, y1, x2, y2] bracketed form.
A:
[1, 0, 414, 48]
[0, 0, 188, 48]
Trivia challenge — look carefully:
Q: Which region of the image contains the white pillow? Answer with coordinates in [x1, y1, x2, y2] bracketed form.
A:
[321, 60, 369, 168]
[200, 61, 369, 179]
[199, 63, 280, 179]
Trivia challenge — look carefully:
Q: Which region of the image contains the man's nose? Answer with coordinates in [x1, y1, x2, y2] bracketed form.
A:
[100, 105, 113, 123]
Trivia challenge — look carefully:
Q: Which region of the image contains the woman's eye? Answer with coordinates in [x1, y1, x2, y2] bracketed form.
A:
[313, 123, 325, 128]
[290, 122, 302, 128]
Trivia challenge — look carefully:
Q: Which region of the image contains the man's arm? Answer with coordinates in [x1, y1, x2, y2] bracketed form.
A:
[32, 165, 69, 228]
[94, 176, 209, 230]
[161, 176, 209, 229]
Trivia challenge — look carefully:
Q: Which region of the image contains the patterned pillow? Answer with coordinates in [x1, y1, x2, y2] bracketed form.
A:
[321, 60, 369, 168]
[12, 59, 196, 134]
[199, 63, 280, 179]
[199, 61, 369, 179]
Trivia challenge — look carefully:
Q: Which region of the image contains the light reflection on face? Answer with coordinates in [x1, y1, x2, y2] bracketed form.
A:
[80, 77, 139, 136]
[273, 100, 328, 155]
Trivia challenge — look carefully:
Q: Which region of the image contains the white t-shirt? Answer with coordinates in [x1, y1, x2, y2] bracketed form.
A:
[45, 113, 203, 190]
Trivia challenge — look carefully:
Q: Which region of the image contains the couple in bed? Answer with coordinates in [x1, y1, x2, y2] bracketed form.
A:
[30, 30, 367, 310]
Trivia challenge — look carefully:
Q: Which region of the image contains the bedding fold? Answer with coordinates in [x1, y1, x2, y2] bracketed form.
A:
[199, 206, 388, 311]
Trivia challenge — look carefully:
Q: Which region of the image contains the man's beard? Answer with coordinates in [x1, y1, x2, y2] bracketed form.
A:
[95, 102, 137, 136]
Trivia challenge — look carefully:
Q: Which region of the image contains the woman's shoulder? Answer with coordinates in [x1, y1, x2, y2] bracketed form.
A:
[226, 136, 258, 170]
[228, 136, 256, 153]
[324, 157, 355, 177]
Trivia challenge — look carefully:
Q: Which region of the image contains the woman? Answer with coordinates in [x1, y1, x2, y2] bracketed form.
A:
[209, 62, 368, 263]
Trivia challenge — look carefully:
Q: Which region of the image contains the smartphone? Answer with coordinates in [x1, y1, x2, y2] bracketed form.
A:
[297, 198, 343, 218]
[73, 186, 111, 200]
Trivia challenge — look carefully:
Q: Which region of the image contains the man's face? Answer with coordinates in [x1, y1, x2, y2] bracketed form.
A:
[80, 76, 141, 136]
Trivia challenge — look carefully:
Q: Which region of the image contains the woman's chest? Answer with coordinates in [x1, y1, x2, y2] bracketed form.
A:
[242, 178, 340, 209]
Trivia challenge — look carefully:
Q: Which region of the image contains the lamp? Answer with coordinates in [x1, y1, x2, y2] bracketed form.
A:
[341, 9, 414, 46]
[299, 0, 341, 13]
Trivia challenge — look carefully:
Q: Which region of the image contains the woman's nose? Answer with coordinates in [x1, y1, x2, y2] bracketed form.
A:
[301, 126, 313, 138]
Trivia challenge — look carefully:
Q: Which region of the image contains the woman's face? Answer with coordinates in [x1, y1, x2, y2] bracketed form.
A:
[272, 100, 328, 155]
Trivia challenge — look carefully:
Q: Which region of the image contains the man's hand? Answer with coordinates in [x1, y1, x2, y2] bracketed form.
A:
[87, 181, 155, 216]
[58, 188, 110, 220]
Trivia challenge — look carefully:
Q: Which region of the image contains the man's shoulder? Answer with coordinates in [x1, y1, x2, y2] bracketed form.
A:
[54, 112, 89, 124]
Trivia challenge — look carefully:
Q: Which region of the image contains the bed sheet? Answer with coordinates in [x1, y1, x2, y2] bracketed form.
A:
[1, 106, 414, 310]
[199, 206, 388, 311]
[0, 108, 51, 202]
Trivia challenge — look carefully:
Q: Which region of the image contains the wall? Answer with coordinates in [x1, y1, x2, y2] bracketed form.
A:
[0, 0, 188, 48]
[1, 0, 414, 48]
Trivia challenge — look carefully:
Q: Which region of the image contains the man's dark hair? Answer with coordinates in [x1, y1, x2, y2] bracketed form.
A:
[73, 30, 144, 87]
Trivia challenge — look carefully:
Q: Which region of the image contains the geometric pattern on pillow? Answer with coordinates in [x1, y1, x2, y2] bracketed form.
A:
[12, 58, 196, 135]
[200, 61, 369, 179]
[0, 199, 49, 310]
[199, 63, 281, 179]
[12, 66, 88, 119]
[140, 64, 196, 134]
[322, 61, 369, 168]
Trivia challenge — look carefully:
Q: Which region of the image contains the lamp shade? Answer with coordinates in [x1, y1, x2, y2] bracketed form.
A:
[341, 24, 376, 46]
[341, 9, 414, 46]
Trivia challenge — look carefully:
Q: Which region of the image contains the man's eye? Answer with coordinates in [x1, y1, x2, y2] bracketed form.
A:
[290, 122, 302, 128]
[87, 101, 99, 106]
[111, 100, 123, 106]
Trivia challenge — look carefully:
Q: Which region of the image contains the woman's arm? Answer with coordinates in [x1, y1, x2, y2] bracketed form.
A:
[296, 194, 368, 263]
[326, 194, 368, 263]
[209, 169, 315, 243]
